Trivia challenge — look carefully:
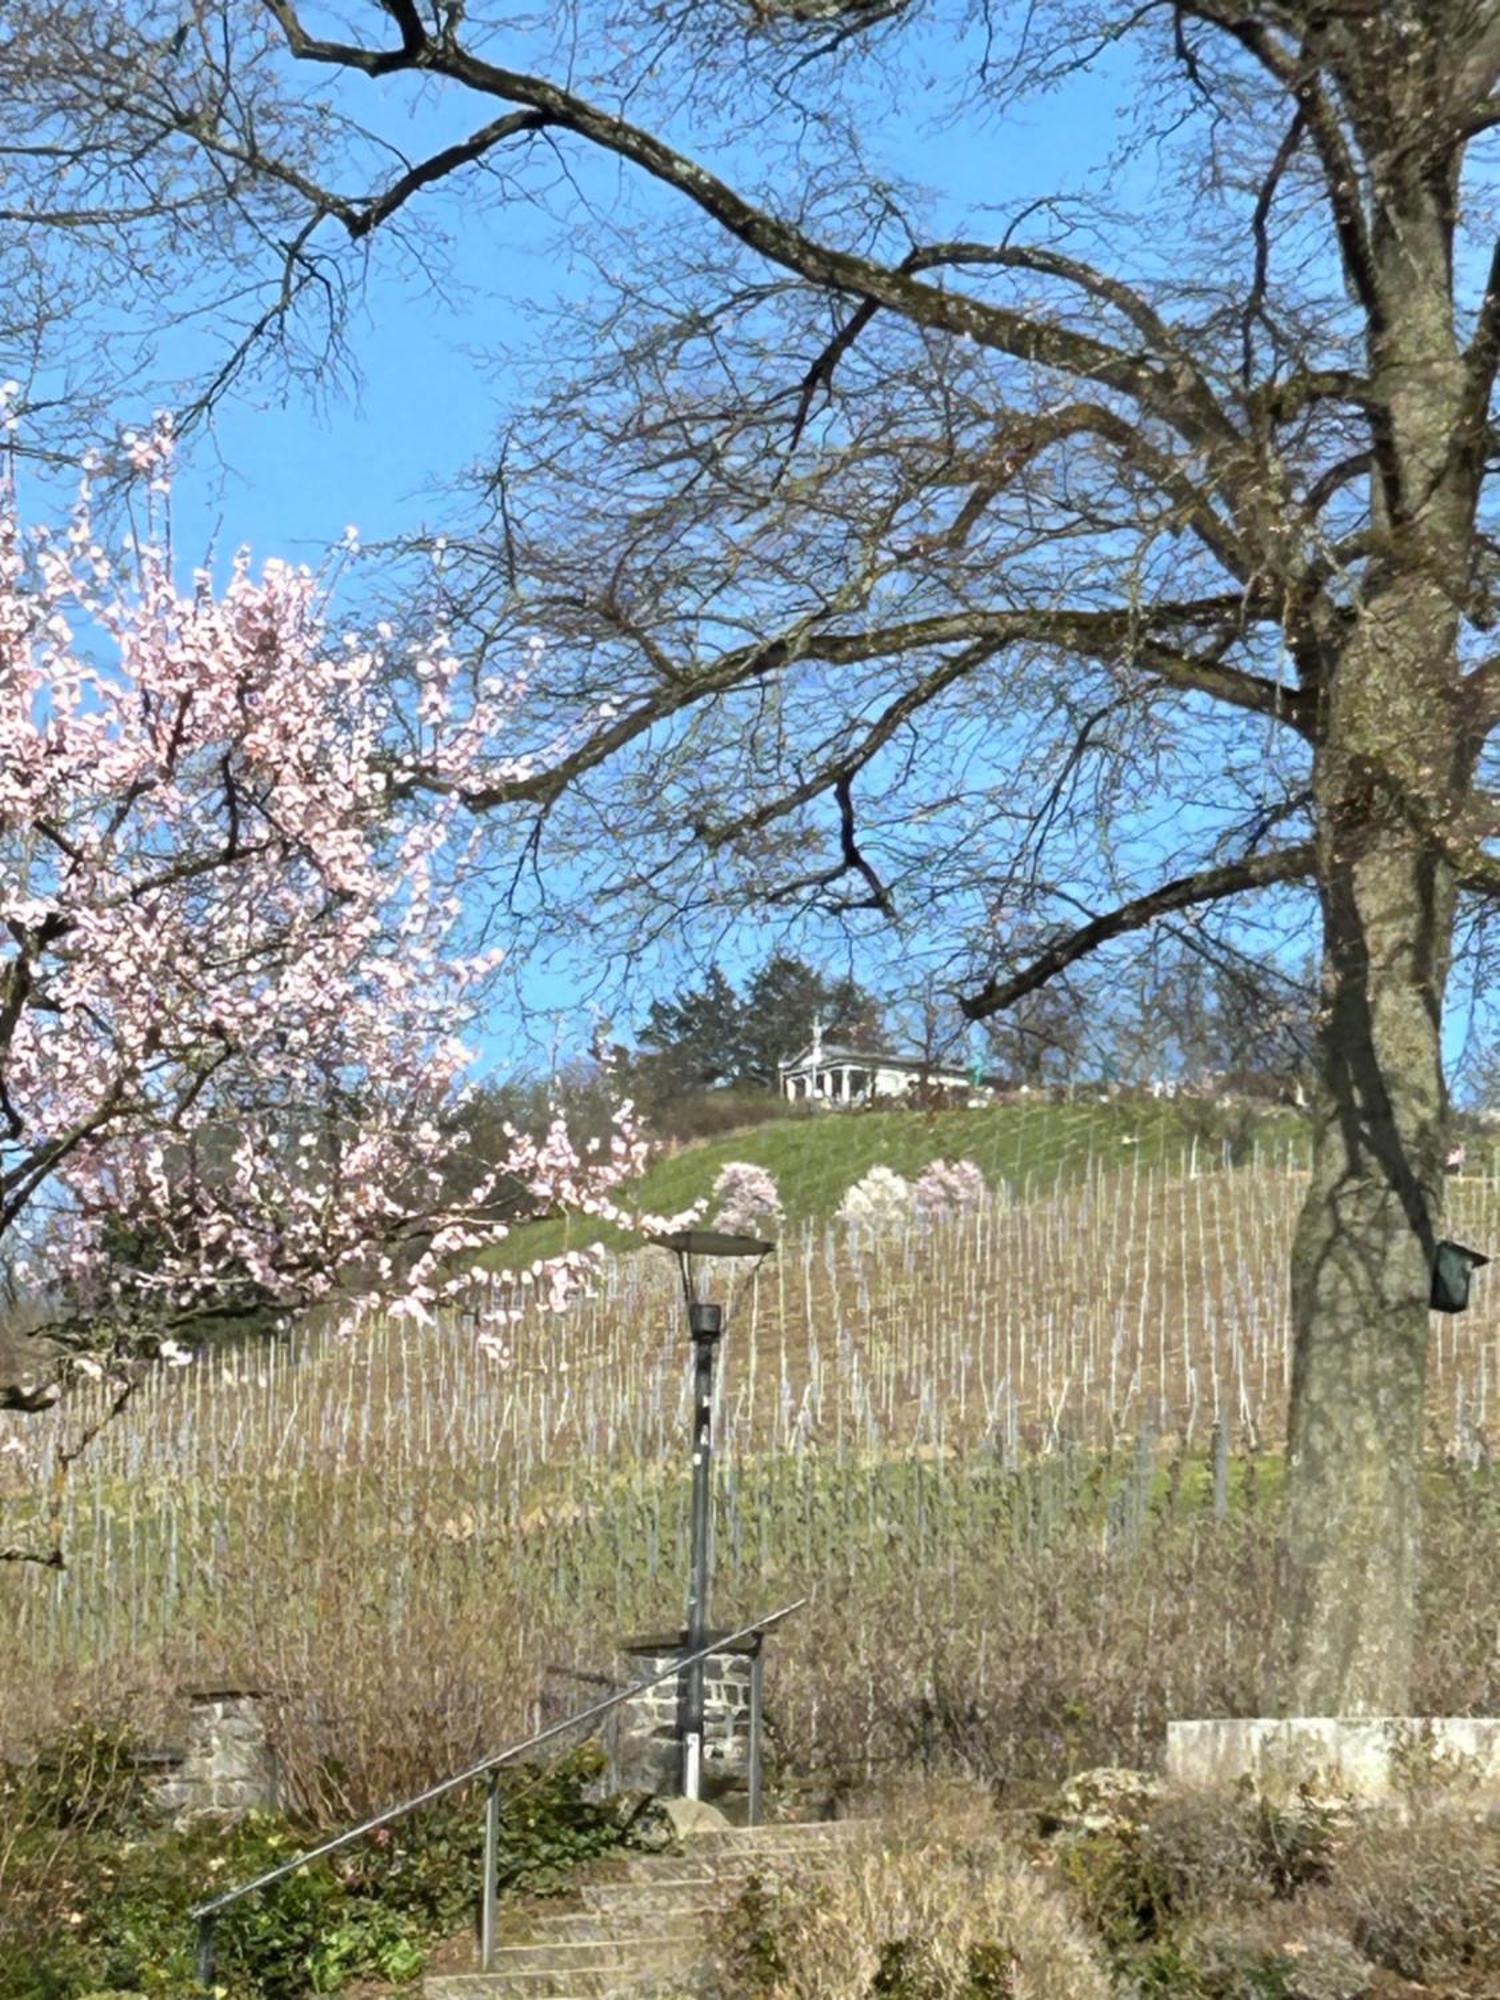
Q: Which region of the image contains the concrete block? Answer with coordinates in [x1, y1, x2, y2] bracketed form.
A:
[1167, 1717, 1500, 1803]
[657, 1796, 730, 1836]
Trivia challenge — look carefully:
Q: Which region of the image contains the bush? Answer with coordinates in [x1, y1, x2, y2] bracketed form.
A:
[1056, 1793, 1500, 2000]
[1053, 1785, 1339, 1997]
[4, 1717, 154, 1838]
[1178, 1919, 1372, 2000]
[1136, 1789, 1334, 1917]
[1334, 1812, 1500, 1983]
[713, 1783, 1112, 2000]
[0, 1737, 651, 2000]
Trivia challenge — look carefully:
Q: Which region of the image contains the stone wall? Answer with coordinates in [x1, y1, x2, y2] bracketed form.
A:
[1168, 1716, 1500, 1805]
[149, 1689, 281, 1820]
[612, 1643, 755, 1805]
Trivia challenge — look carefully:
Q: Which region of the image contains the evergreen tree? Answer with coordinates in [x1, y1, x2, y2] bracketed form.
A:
[637, 964, 746, 1093]
[634, 954, 884, 1097]
[739, 955, 884, 1084]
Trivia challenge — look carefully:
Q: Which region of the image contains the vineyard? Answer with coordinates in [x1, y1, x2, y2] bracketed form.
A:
[6, 1106, 1500, 1813]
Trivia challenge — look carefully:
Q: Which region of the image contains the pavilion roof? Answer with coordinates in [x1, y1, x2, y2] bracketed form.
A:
[777, 1043, 970, 1074]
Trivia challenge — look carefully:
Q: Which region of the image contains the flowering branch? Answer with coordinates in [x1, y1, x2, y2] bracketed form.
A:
[0, 400, 646, 1401]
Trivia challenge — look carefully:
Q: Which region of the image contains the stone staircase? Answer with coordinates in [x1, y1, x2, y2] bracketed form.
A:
[425, 1818, 868, 1999]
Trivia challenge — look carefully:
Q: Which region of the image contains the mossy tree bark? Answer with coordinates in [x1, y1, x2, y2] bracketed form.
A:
[1282, 121, 1480, 1713]
[1283, 602, 1459, 1714]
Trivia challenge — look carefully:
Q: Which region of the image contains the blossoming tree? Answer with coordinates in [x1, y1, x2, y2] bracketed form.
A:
[710, 1161, 784, 1238]
[0, 409, 643, 1416]
[912, 1159, 989, 1222]
[836, 1165, 914, 1240]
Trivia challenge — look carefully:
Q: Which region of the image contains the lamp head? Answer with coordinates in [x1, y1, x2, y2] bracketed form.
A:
[648, 1227, 774, 1320]
[688, 1301, 724, 1341]
[647, 1229, 775, 1261]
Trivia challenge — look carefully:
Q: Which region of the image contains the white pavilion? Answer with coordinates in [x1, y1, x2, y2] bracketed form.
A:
[776, 1019, 973, 1106]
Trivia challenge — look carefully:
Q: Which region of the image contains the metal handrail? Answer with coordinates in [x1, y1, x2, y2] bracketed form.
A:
[190, 1598, 805, 1988]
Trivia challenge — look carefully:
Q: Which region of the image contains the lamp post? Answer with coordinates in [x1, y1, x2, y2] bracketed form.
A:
[649, 1228, 772, 1800]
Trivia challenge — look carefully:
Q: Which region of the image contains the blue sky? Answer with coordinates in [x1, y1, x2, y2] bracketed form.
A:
[132, 37, 1153, 1073]
[163, 25, 1141, 557]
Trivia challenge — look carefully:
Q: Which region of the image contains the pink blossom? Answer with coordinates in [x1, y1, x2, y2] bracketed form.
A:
[711, 1161, 783, 1237]
[912, 1157, 989, 1220]
[0, 415, 648, 1373]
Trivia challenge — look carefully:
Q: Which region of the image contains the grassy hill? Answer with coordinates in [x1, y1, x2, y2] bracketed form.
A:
[494, 1093, 1306, 1264]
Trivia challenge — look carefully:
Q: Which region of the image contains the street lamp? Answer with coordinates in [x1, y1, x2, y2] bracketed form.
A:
[648, 1227, 773, 1800]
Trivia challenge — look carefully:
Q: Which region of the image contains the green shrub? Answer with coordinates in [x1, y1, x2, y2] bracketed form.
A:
[0, 1739, 649, 2000]
[961, 1942, 1021, 2000]
[4, 1718, 152, 1838]
[870, 1936, 946, 2000]
[1179, 1921, 1373, 2000]
[868, 1937, 1023, 2000]
[721, 1873, 790, 1997]
[1141, 1790, 1335, 1913]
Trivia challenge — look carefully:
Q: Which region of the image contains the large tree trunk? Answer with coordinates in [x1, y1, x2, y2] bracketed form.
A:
[1280, 585, 1459, 1716]
[1275, 77, 1481, 1712]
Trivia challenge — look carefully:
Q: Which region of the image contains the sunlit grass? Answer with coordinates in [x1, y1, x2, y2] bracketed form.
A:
[492, 1096, 1286, 1262]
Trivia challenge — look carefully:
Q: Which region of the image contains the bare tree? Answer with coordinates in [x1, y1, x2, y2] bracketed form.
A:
[1104, 933, 1316, 1093]
[0, 1, 363, 458]
[16, 0, 1500, 1714]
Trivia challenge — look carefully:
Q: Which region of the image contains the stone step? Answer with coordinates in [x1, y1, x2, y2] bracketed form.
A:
[691, 1839, 854, 1866]
[581, 1879, 728, 1914]
[515, 1912, 709, 1945]
[427, 1978, 683, 1999]
[614, 1849, 838, 1886]
[686, 1820, 865, 1852]
[423, 1820, 869, 1996]
[426, 1950, 693, 1999]
[479, 1940, 691, 1972]
[617, 1826, 861, 1867]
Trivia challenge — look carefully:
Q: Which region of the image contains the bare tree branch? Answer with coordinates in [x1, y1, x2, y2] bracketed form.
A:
[262, 1, 1255, 480]
[958, 843, 1316, 1021]
[0, 1541, 66, 1569]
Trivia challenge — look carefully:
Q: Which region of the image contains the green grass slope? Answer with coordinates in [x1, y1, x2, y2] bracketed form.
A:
[492, 1095, 1305, 1266]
